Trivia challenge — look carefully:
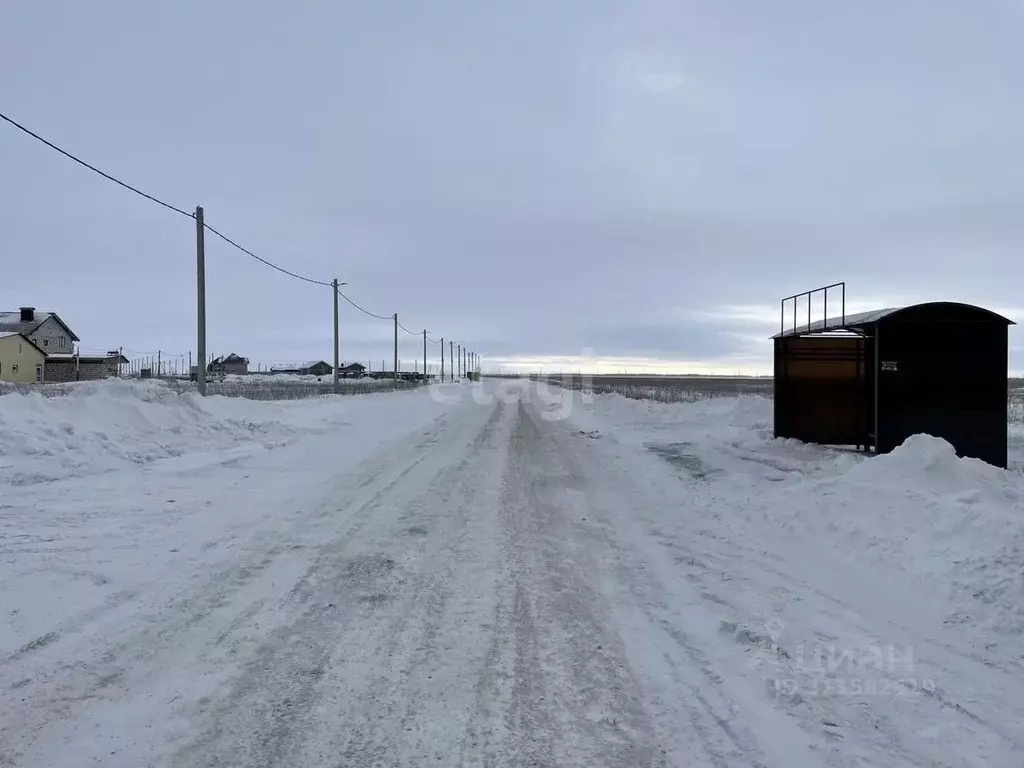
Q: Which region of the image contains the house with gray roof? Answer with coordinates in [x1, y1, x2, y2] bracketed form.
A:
[0, 307, 79, 354]
[208, 353, 249, 376]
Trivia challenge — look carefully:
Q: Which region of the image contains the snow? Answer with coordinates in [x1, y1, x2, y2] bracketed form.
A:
[0, 379, 404, 486]
[558, 389, 1024, 764]
[2, 379, 1024, 766]
[564, 390, 1024, 644]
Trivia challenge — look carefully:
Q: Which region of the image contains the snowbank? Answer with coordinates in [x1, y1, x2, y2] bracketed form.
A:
[776, 434, 1024, 635]
[0, 379, 420, 486]
[572, 390, 1024, 640]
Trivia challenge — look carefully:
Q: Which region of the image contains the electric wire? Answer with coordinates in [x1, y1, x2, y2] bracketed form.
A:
[335, 287, 393, 321]
[1, 110, 475, 362]
[0, 110, 193, 218]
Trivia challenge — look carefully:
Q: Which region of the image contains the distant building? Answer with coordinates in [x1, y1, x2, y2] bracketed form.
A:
[269, 361, 345, 377]
[337, 362, 367, 378]
[0, 307, 79, 353]
[297, 361, 333, 377]
[45, 352, 128, 382]
[0, 307, 125, 383]
[0, 332, 46, 383]
[208, 353, 249, 376]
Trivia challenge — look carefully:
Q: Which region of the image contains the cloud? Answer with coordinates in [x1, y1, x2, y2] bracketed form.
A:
[1, 0, 1021, 373]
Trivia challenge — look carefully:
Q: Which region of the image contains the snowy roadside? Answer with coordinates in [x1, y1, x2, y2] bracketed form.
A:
[3, 378, 1024, 765]
[0, 380, 465, 656]
[0, 379, 437, 485]
[558, 389, 1024, 654]
[0, 380, 511, 767]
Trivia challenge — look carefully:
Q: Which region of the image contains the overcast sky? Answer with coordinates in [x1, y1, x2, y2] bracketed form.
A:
[2, 0, 1022, 374]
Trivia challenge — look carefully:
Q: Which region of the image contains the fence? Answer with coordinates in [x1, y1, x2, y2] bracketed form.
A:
[159, 378, 423, 400]
[0, 376, 424, 401]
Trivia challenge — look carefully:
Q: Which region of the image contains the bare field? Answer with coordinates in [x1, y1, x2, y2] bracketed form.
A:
[533, 374, 1024, 424]
[536, 374, 772, 403]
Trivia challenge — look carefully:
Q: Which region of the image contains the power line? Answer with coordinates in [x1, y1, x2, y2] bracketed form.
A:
[202, 223, 331, 287]
[336, 287, 392, 321]
[1, 109, 332, 288]
[0, 109, 193, 218]
[427, 334, 441, 344]
[3, 109, 463, 363]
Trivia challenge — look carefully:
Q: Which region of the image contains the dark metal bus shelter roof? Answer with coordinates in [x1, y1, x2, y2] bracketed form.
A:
[772, 303, 1015, 339]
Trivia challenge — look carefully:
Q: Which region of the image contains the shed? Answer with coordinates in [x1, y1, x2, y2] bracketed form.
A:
[337, 362, 367, 378]
[773, 283, 1014, 468]
[208, 353, 249, 376]
[298, 361, 333, 377]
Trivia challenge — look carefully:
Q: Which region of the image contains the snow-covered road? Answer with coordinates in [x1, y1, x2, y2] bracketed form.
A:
[2, 380, 1023, 767]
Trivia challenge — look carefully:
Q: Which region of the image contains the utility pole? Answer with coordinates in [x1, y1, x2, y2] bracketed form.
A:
[423, 329, 427, 383]
[393, 313, 399, 381]
[332, 278, 340, 388]
[157, 350, 162, 378]
[449, 341, 454, 383]
[457, 344, 461, 379]
[195, 205, 207, 396]
[440, 336, 444, 381]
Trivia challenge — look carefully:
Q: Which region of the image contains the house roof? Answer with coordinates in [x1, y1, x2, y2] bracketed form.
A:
[772, 302, 1016, 338]
[0, 331, 47, 356]
[0, 311, 80, 342]
[212, 353, 248, 364]
[300, 360, 332, 369]
[339, 362, 366, 369]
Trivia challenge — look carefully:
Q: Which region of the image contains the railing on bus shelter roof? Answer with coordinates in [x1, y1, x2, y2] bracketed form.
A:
[780, 282, 846, 337]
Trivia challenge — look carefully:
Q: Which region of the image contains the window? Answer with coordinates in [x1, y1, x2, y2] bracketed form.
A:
[58, 336, 66, 347]
[43, 339, 48, 347]
[12, 364, 18, 374]
[35, 364, 42, 383]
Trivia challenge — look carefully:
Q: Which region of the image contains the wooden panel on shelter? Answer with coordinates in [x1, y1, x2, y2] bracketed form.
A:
[775, 335, 868, 446]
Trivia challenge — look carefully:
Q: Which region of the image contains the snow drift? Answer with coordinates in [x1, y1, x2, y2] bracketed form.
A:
[783, 433, 1024, 636]
[0, 379, 416, 486]
[571, 390, 1024, 641]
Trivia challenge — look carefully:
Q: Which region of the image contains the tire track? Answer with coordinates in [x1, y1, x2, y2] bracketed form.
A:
[168, 396, 512, 767]
[2, 409, 463, 765]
